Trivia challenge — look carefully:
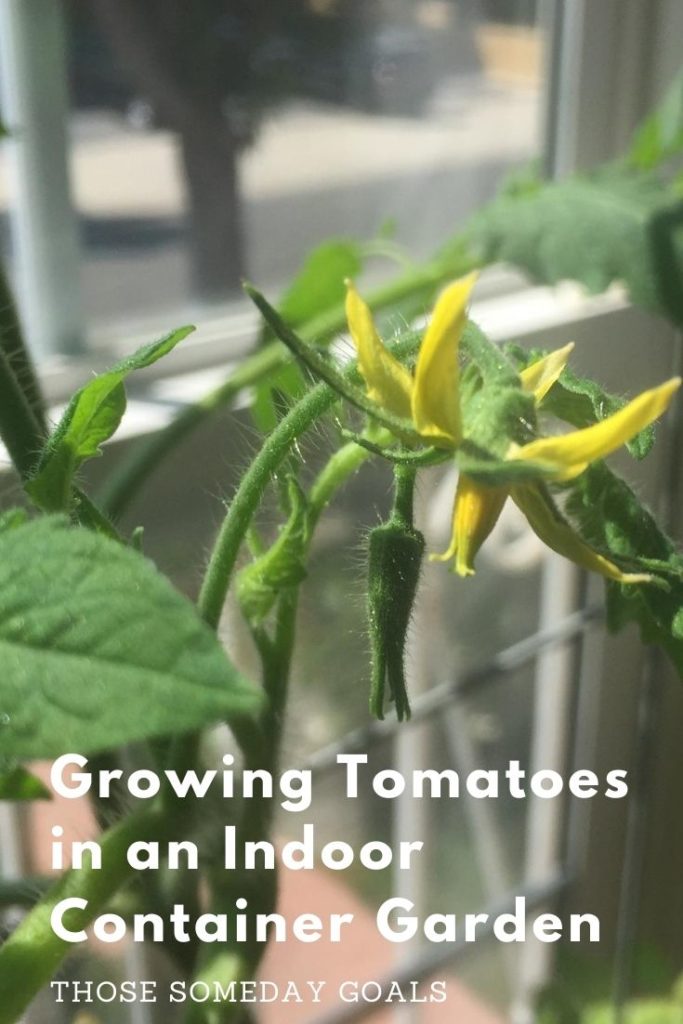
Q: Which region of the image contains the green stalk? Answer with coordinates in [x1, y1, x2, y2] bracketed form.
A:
[186, 596, 297, 1024]
[0, 263, 47, 434]
[392, 463, 417, 529]
[0, 347, 44, 481]
[0, 808, 166, 1024]
[197, 382, 338, 630]
[307, 441, 371, 529]
[187, 445, 374, 1024]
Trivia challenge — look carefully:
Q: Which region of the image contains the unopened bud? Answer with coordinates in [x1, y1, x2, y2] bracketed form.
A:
[367, 519, 425, 721]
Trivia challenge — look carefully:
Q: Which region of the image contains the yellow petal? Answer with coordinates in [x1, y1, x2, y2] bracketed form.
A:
[520, 342, 575, 404]
[511, 484, 653, 584]
[412, 272, 478, 446]
[345, 280, 414, 419]
[431, 473, 507, 577]
[511, 377, 681, 481]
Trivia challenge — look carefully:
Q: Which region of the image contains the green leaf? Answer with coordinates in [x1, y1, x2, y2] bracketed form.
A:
[27, 326, 194, 512]
[505, 344, 655, 459]
[565, 463, 683, 677]
[468, 168, 683, 323]
[0, 517, 261, 759]
[0, 508, 29, 533]
[629, 69, 683, 170]
[0, 767, 50, 801]
[276, 238, 363, 331]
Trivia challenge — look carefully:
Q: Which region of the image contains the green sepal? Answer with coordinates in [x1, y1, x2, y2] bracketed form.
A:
[0, 766, 51, 801]
[245, 283, 422, 440]
[367, 510, 424, 722]
[236, 478, 308, 626]
[462, 383, 537, 456]
[506, 343, 654, 459]
[455, 448, 551, 486]
[461, 321, 520, 388]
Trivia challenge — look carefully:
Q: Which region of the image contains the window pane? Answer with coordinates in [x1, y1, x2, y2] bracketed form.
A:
[3, 0, 545, 337]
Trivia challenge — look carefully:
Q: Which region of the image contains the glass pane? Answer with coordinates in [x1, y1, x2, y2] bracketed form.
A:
[0, 0, 546, 341]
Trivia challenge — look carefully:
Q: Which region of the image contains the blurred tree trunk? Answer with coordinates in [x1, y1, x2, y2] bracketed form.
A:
[178, 117, 244, 299]
[91, 0, 245, 299]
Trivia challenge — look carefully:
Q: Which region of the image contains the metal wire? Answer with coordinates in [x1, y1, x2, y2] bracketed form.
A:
[303, 607, 603, 777]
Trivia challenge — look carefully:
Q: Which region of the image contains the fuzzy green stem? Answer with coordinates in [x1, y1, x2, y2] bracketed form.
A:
[185, 325, 430, 1023]
[0, 347, 44, 481]
[0, 808, 166, 1024]
[187, 444, 374, 1024]
[186, 595, 298, 1024]
[0, 264, 46, 434]
[197, 382, 338, 631]
[392, 464, 417, 529]
[307, 441, 371, 533]
[100, 342, 287, 519]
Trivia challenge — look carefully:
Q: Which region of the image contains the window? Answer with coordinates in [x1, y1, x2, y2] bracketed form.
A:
[1, 0, 546, 355]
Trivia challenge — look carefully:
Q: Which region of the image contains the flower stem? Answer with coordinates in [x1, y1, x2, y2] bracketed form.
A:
[307, 441, 371, 533]
[392, 463, 417, 529]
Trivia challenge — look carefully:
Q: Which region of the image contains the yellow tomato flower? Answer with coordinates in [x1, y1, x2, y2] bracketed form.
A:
[345, 275, 681, 583]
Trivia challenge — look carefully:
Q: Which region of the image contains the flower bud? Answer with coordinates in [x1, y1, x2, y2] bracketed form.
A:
[367, 519, 425, 721]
